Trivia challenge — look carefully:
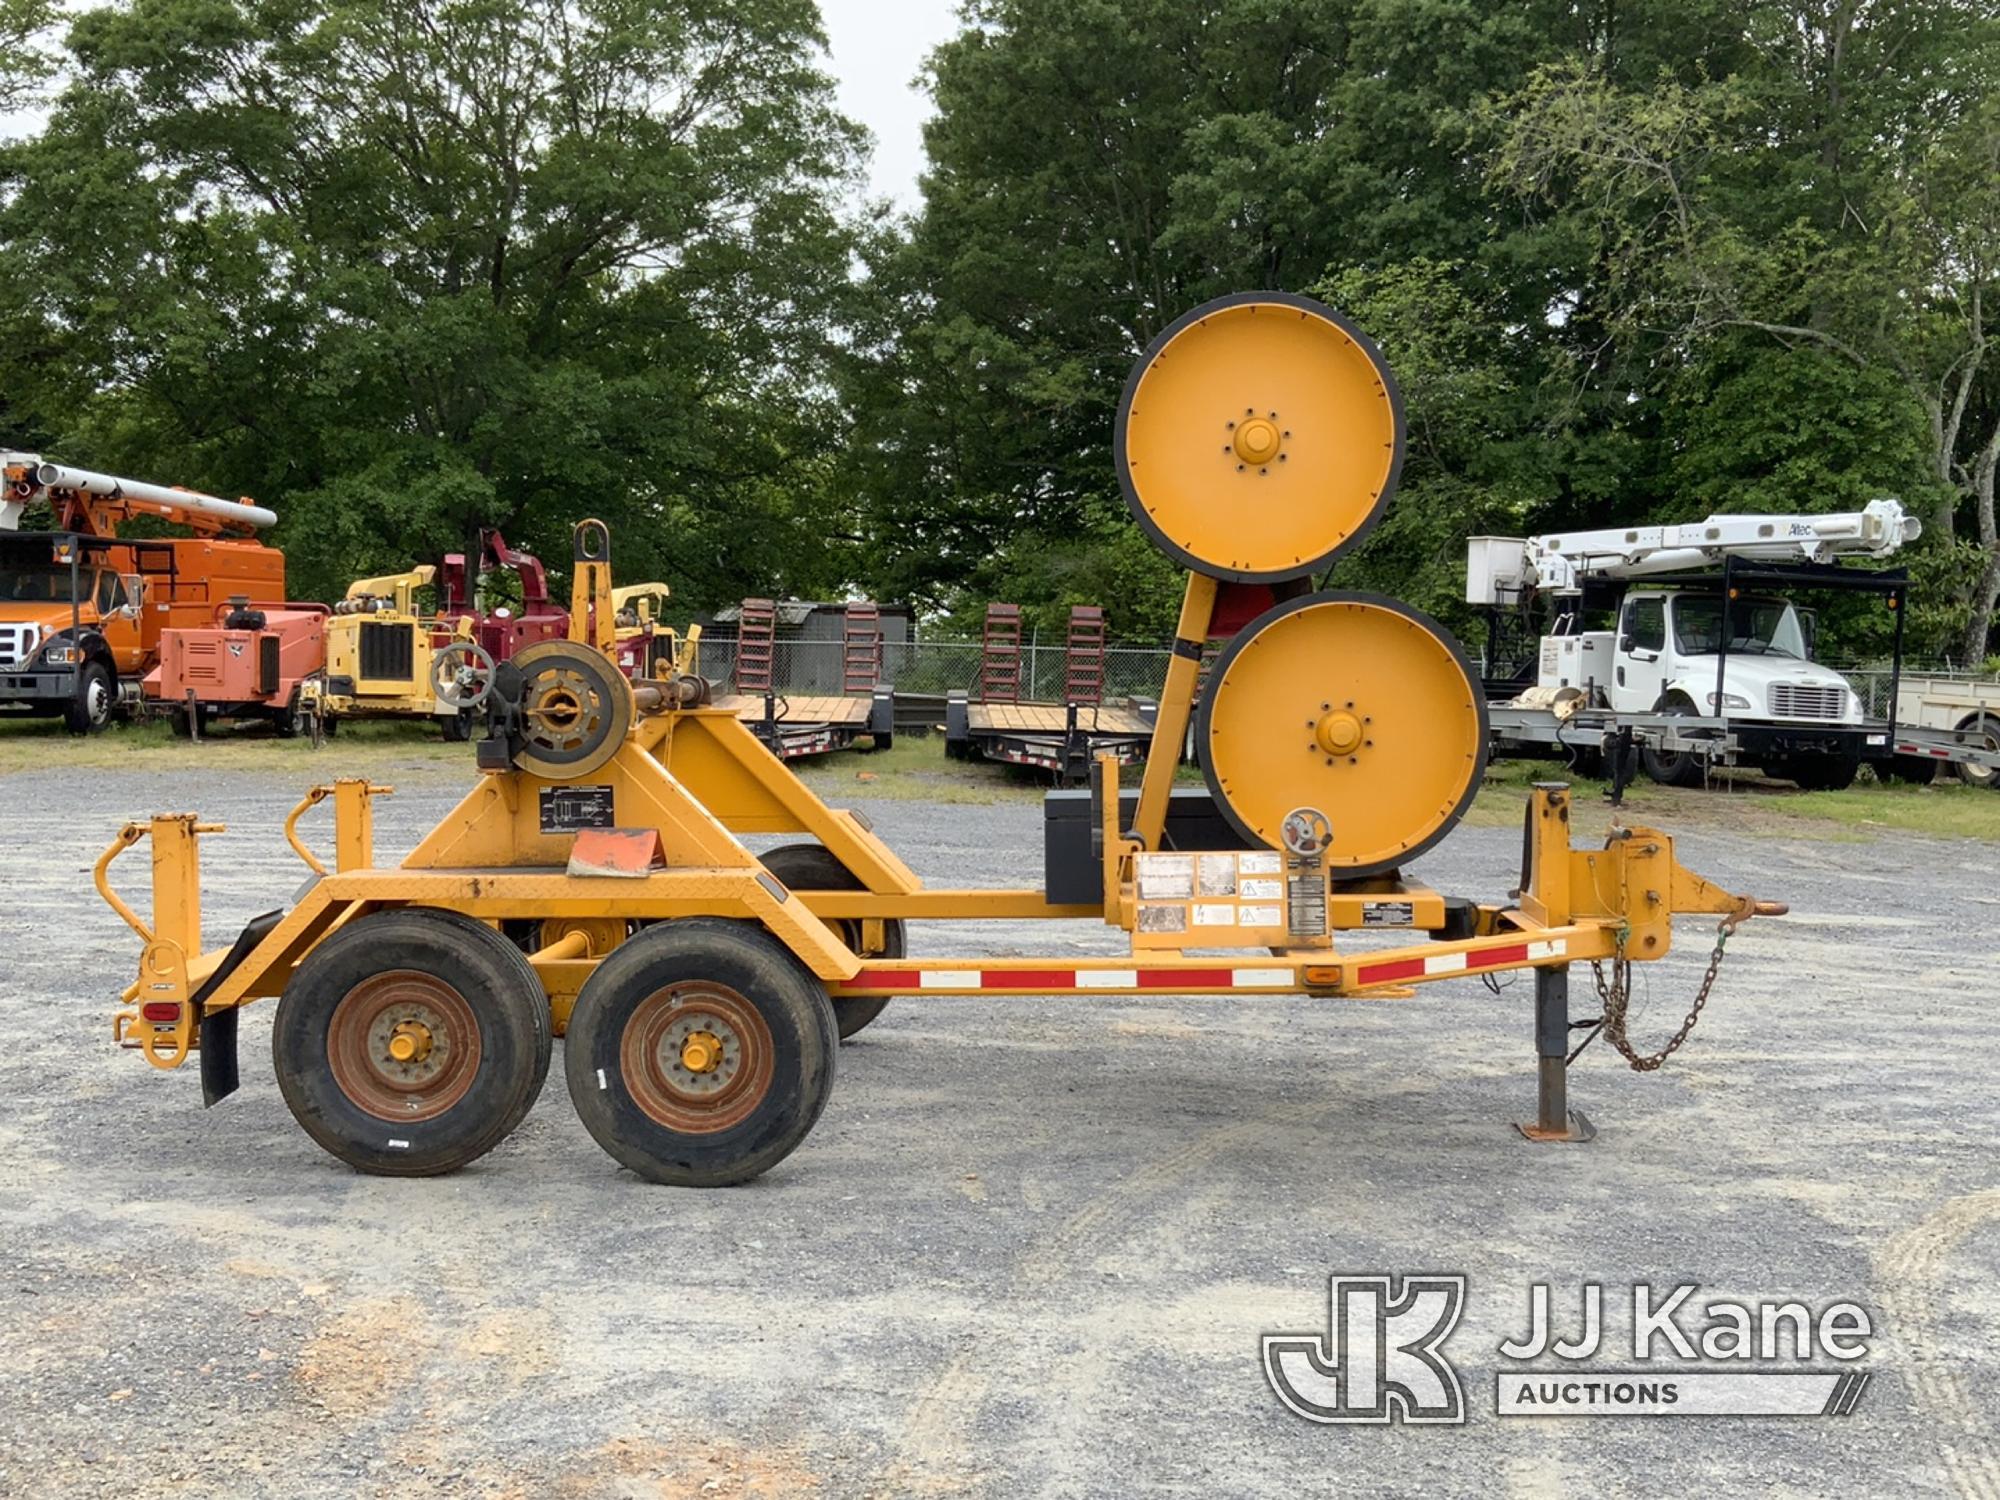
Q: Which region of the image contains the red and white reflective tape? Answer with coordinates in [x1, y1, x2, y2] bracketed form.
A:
[842, 964, 1297, 993]
[1352, 937, 1567, 989]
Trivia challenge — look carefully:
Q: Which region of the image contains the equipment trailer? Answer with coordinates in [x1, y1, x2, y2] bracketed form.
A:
[711, 597, 895, 760]
[945, 603, 1157, 780]
[98, 294, 1783, 1184]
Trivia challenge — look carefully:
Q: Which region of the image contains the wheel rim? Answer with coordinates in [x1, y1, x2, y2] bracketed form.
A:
[1962, 722, 1998, 786]
[86, 675, 109, 725]
[621, 982, 775, 1134]
[327, 970, 482, 1122]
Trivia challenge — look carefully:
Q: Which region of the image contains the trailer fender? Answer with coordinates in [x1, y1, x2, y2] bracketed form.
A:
[190, 908, 284, 1106]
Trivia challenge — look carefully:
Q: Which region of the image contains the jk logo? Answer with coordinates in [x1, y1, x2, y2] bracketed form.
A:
[1263, 1274, 1467, 1424]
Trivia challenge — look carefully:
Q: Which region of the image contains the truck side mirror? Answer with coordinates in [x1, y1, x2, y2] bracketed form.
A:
[1619, 634, 1635, 653]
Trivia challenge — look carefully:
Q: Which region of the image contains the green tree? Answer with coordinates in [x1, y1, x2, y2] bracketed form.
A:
[838, 0, 1769, 637]
[0, 0, 864, 608]
[1491, 1, 2000, 658]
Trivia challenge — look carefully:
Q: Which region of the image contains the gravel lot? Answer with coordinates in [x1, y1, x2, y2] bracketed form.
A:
[1, 756, 1997, 1498]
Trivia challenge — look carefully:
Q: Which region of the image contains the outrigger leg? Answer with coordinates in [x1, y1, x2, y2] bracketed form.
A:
[1517, 965, 1595, 1143]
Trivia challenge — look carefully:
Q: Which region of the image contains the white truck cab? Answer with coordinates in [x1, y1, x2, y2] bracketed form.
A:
[1598, 590, 1858, 724]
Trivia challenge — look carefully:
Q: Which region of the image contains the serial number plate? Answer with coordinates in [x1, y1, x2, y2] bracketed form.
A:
[1361, 901, 1415, 927]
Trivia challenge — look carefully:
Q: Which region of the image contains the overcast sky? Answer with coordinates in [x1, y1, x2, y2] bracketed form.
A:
[819, 0, 961, 211]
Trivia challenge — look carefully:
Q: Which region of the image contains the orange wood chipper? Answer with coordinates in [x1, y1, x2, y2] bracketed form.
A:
[97, 293, 1784, 1185]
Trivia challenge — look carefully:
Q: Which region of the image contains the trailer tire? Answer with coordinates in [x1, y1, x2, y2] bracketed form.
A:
[63, 661, 114, 735]
[1640, 695, 1707, 788]
[1953, 714, 1999, 788]
[272, 909, 552, 1176]
[757, 843, 905, 1040]
[1881, 755, 1936, 785]
[1784, 751, 1860, 791]
[563, 918, 838, 1186]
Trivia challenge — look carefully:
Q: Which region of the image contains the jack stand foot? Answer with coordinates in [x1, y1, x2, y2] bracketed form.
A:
[1515, 1109, 1596, 1144]
[1520, 968, 1594, 1143]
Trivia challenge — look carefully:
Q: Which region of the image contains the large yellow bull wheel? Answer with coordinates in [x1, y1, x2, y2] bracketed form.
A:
[1197, 592, 1488, 876]
[1116, 292, 1403, 582]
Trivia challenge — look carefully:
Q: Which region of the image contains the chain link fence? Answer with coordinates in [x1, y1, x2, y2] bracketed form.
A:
[691, 637, 1999, 721]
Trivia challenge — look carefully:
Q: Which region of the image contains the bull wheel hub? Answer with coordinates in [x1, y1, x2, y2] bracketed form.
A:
[1314, 708, 1365, 757]
[1231, 413, 1284, 467]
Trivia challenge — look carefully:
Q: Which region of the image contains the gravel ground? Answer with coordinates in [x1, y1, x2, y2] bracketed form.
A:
[1, 761, 1996, 1498]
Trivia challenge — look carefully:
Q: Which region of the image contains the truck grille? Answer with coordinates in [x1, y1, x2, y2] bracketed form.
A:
[0, 624, 34, 666]
[1770, 683, 1846, 719]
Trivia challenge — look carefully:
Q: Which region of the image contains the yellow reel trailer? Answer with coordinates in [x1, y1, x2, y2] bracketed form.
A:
[99, 293, 1783, 1185]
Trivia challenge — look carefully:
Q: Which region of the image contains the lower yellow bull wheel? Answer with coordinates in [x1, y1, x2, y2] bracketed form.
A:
[1197, 592, 1488, 876]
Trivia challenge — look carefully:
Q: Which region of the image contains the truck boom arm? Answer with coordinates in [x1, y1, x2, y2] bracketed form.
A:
[1468, 498, 1919, 601]
[1, 452, 276, 537]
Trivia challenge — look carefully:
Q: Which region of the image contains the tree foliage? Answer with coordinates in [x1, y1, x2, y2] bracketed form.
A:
[2, 0, 1997, 665]
[0, 0, 863, 605]
[839, 0, 2000, 659]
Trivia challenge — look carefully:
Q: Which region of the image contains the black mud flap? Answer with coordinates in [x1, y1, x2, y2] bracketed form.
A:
[191, 908, 284, 1108]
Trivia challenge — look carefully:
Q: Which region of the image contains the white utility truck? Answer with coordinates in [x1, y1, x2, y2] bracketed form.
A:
[1464, 500, 1985, 790]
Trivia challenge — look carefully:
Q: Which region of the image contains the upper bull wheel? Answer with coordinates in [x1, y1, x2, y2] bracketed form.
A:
[562, 918, 838, 1186]
[1115, 292, 1404, 582]
[271, 909, 553, 1176]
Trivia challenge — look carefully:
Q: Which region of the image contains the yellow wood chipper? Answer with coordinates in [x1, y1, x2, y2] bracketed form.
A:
[97, 292, 1784, 1185]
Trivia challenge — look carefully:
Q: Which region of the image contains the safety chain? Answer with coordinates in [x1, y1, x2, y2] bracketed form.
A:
[1588, 914, 1738, 1072]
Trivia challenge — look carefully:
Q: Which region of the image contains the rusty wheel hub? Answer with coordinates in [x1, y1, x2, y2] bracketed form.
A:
[328, 970, 481, 1122]
[621, 982, 774, 1134]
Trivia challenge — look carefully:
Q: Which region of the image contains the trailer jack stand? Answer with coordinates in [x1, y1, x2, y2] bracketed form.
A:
[1515, 965, 1597, 1143]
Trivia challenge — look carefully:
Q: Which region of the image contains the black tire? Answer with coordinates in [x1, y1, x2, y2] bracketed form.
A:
[1785, 752, 1860, 791]
[169, 701, 207, 739]
[63, 660, 114, 735]
[564, 918, 838, 1186]
[1640, 695, 1707, 787]
[1954, 714, 1999, 788]
[273, 688, 306, 739]
[870, 730, 894, 753]
[441, 708, 475, 742]
[272, 909, 552, 1176]
[1881, 755, 1937, 785]
[758, 843, 905, 1040]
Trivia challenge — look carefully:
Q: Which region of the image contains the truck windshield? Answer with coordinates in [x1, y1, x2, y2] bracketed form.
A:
[0, 566, 76, 602]
[1671, 596, 1807, 658]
